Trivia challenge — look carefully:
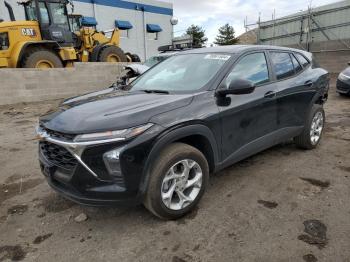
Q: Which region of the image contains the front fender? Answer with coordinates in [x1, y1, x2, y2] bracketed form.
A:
[11, 41, 60, 67]
[138, 123, 219, 196]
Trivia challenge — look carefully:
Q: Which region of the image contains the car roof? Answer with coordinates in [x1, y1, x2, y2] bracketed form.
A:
[179, 45, 311, 57]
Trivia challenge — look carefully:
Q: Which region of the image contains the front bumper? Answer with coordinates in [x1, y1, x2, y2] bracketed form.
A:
[37, 126, 157, 206]
[336, 79, 350, 94]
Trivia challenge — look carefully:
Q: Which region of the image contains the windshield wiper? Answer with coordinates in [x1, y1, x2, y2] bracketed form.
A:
[140, 89, 169, 94]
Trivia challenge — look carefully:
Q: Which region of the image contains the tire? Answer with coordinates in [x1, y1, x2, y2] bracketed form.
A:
[294, 104, 325, 150]
[131, 54, 141, 62]
[98, 45, 127, 62]
[22, 48, 63, 68]
[125, 52, 132, 62]
[143, 143, 209, 220]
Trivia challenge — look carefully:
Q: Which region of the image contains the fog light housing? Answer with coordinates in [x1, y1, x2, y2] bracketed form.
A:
[103, 147, 125, 179]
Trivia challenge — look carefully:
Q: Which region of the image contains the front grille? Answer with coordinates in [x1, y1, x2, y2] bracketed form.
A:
[337, 80, 350, 92]
[40, 141, 78, 170]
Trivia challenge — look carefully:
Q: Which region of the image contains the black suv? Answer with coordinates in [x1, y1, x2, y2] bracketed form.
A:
[37, 45, 329, 219]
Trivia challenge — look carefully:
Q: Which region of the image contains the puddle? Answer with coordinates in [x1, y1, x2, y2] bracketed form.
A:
[37, 213, 46, 218]
[4, 174, 29, 184]
[172, 243, 181, 252]
[7, 205, 28, 215]
[338, 166, 350, 173]
[257, 200, 278, 209]
[3, 111, 24, 117]
[38, 194, 75, 213]
[33, 233, 53, 244]
[14, 120, 33, 125]
[298, 220, 328, 249]
[0, 245, 27, 261]
[192, 244, 200, 251]
[0, 178, 44, 205]
[9, 148, 21, 152]
[299, 178, 330, 189]
[163, 231, 171, 236]
[303, 254, 318, 262]
[172, 256, 187, 262]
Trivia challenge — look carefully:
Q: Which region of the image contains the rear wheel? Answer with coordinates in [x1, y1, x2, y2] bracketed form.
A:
[98, 46, 127, 62]
[22, 48, 63, 68]
[294, 104, 325, 149]
[144, 143, 209, 220]
[131, 54, 141, 62]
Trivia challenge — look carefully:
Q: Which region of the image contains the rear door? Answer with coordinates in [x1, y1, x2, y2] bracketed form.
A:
[270, 51, 317, 130]
[217, 51, 278, 164]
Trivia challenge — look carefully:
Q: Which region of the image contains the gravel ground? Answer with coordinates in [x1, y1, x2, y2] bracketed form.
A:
[0, 82, 349, 262]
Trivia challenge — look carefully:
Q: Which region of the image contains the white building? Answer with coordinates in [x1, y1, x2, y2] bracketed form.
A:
[0, 0, 174, 60]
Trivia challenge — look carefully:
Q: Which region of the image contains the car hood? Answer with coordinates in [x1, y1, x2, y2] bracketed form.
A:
[341, 67, 350, 77]
[40, 88, 194, 134]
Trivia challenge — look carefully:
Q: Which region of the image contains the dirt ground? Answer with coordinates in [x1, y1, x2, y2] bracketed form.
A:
[0, 82, 349, 262]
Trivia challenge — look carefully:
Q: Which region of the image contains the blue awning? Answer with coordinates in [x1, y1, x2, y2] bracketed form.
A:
[115, 20, 133, 30]
[146, 24, 162, 33]
[81, 17, 97, 26]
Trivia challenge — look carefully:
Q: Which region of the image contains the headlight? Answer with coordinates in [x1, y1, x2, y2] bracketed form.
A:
[339, 72, 350, 81]
[74, 123, 153, 142]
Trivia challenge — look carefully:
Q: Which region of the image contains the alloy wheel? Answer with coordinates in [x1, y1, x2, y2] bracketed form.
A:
[161, 159, 203, 211]
[310, 111, 324, 145]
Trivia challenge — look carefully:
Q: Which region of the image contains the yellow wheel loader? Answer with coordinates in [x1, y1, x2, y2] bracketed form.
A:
[68, 14, 141, 63]
[0, 0, 139, 68]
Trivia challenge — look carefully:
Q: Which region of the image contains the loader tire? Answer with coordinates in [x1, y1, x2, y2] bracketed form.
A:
[131, 54, 141, 62]
[98, 46, 127, 62]
[22, 49, 63, 68]
[125, 52, 132, 62]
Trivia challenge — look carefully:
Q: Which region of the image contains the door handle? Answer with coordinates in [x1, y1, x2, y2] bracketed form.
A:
[264, 91, 276, 99]
[304, 80, 314, 87]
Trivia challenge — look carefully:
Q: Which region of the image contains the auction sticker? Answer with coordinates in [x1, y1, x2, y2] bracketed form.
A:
[204, 54, 231, 61]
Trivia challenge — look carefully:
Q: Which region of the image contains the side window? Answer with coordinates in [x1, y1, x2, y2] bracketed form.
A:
[291, 54, 302, 73]
[295, 53, 310, 68]
[39, 2, 50, 25]
[0, 33, 9, 50]
[270, 52, 294, 80]
[226, 52, 269, 86]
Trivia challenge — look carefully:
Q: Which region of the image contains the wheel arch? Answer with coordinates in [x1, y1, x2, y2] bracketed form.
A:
[16, 41, 61, 67]
[139, 124, 219, 195]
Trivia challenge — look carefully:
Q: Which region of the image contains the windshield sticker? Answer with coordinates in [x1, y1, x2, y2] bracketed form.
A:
[204, 54, 231, 61]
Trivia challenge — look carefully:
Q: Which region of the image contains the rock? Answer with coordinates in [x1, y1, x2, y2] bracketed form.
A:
[74, 213, 88, 223]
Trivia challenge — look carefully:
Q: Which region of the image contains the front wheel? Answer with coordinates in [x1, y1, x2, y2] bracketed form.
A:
[294, 105, 325, 149]
[143, 143, 209, 220]
[98, 46, 127, 62]
[22, 49, 63, 68]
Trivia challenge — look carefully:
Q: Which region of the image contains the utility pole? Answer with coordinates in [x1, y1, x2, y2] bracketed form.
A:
[257, 13, 261, 45]
[272, 9, 276, 45]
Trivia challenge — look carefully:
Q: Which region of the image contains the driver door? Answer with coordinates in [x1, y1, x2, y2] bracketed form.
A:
[217, 51, 278, 164]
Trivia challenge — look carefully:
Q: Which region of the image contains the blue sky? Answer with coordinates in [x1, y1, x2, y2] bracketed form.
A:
[163, 0, 340, 44]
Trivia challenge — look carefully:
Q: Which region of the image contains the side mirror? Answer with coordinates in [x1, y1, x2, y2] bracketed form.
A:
[216, 79, 256, 96]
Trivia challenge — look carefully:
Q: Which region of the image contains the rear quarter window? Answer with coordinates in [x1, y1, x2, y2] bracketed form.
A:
[295, 53, 310, 68]
[291, 54, 302, 73]
[270, 52, 295, 80]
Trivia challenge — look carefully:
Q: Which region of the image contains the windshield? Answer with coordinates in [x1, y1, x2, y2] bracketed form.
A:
[50, 2, 70, 30]
[144, 55, 169, 67]
[131, 53, 231, 92]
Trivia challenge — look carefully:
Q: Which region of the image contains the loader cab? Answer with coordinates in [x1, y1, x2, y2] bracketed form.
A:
[22, 0, 74, 46]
